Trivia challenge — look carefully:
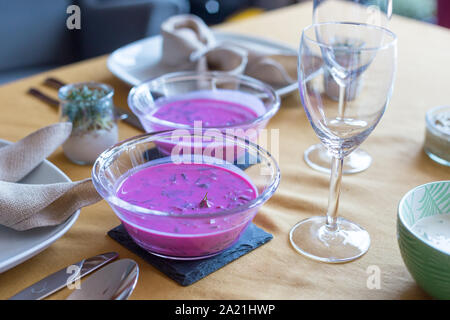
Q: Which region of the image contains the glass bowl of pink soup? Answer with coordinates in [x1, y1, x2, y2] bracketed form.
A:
[127, 71, 280, 139]
[92, 130, 280, 260]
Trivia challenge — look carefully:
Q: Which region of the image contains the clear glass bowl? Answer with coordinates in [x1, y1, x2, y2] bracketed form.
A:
[92, 130, 280, 260]
[424, 105, 450, 166]
[127, 71, 280, 141]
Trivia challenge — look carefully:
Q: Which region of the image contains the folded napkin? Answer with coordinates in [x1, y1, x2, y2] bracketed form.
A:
[160, 14, 297, 87]
[161, 14, 216, 68]
[0, 123, 102, 231]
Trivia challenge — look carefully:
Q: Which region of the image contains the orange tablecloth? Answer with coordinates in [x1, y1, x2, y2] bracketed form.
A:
[0, 2, 449, 299]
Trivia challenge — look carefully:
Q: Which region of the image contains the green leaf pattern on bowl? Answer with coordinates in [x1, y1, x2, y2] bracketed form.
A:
[403, 182, 449, 227]
[398, 181, 450, 300]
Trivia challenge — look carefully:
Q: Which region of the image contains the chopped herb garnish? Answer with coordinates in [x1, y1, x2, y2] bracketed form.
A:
[61, 85, 114, 133]
[199, 192, 212, 208]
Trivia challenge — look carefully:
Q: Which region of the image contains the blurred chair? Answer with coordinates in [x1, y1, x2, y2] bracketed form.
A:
[0, 0, 74, 84]
[0, 0, 189, 85]
[75, 0, 190, 59]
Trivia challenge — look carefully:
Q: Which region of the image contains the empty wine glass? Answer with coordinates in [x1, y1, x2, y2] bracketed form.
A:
[304, 0, 392, 174]
[290, 22, 397, 263]
[314, 0, 392, 26]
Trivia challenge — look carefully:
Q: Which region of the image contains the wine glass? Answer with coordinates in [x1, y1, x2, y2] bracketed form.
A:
[304, 0, 392, 174]
[290, 22, 397, 263]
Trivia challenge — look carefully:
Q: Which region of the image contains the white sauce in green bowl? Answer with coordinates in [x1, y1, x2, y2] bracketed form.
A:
[412, 213, 450, 254]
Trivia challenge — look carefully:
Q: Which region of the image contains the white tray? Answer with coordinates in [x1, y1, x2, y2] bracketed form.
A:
[107, 31, 298, 97]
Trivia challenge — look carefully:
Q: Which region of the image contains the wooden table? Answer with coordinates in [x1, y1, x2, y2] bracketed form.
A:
[0, 2, 449, 300]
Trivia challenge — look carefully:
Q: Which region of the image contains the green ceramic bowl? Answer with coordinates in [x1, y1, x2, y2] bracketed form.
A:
[397, 180, 450, 299]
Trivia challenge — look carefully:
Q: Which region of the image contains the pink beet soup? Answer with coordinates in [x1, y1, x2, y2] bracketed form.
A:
[114, 162, 258, 258]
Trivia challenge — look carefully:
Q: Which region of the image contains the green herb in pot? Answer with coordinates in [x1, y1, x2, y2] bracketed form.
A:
[59, 82, 118, 165]
[62, 85, 115, 133]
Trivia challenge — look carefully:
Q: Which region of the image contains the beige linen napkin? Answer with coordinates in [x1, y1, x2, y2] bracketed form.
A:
[0, 123, 102, 231]
[160, 14, 297, 87]
[160, 14, 216, 68]
[241, 50, 297, 86]
[195, 45, 248, 76]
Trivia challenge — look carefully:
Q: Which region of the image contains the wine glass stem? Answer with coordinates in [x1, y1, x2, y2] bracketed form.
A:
[326, 156, 344, 231]
[338, 82, 346, 118]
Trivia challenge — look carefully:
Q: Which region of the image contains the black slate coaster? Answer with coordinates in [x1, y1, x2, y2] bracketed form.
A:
[108, 223, 272, 286]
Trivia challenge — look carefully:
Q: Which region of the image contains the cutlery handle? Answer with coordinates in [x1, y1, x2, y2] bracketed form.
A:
[27, 88, 59, 108]
[44, 77, 66, 89]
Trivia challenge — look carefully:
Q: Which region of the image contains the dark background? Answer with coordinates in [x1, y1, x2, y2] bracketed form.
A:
[0, 0, 443, 85]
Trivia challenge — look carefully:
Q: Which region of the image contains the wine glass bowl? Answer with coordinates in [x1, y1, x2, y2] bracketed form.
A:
[313, 0, 392, 27]
[301, 23, 396, 158]
[305, 0, 393, 174]
[291, 22, 397, 263]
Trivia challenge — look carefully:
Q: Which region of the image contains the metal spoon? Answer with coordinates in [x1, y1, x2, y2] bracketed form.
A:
[66, 259, 139, 300]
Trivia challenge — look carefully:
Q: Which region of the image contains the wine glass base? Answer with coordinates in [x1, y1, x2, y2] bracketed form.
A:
[304, 144, 372, 174]
[289, 216, 370, 263]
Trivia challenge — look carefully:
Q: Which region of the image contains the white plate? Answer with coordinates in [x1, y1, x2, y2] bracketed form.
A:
[107, 31, 298, 97]
[0, 140, 80, 273]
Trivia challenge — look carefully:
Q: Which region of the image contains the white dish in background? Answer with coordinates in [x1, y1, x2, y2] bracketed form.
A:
[0, 139, 80, 273]
[107, 31, 298, 97]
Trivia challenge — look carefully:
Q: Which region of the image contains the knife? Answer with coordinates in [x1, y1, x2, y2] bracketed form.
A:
[9, 252, 118, 300]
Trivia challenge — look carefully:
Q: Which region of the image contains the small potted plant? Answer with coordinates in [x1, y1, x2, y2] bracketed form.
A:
[59, 82, 118, 165]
